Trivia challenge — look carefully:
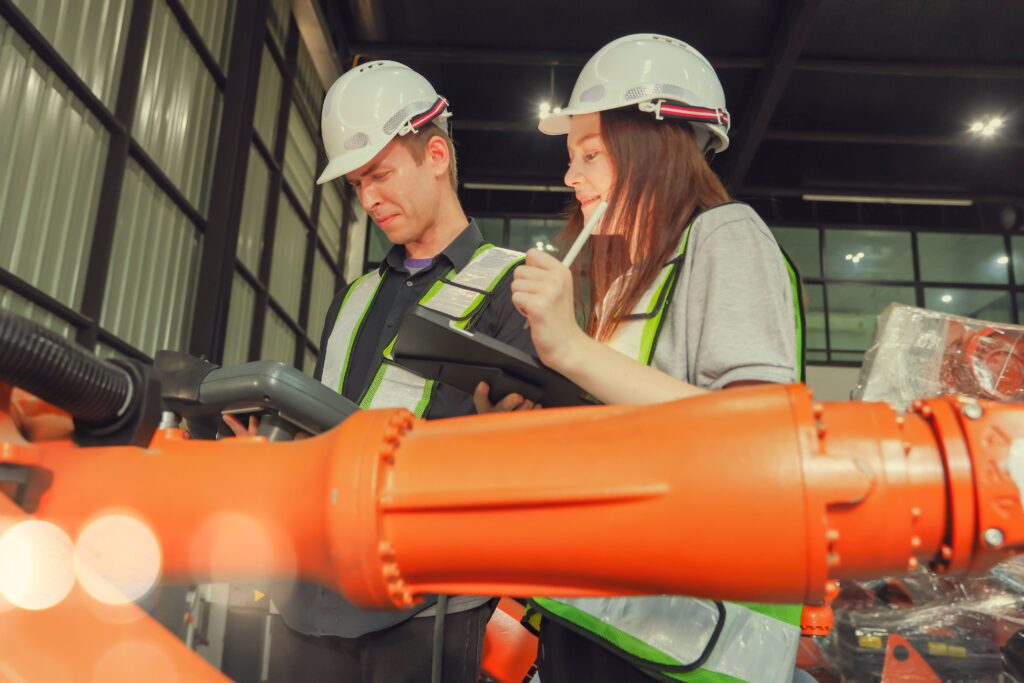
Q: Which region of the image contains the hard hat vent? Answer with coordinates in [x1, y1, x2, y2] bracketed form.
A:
[624, 83, 690, 102]
[344, 132, 370, 151]
[383, 101, 427, 136]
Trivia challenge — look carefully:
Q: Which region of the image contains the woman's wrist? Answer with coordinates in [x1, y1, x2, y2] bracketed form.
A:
[544, 325, 590, 377]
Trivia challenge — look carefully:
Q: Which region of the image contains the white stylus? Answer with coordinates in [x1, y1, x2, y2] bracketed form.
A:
[523, 200, 609, 330]
[561, 199, 609, 269]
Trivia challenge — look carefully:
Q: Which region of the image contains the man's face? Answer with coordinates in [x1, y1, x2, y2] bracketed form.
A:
[345, 139, 441, 246]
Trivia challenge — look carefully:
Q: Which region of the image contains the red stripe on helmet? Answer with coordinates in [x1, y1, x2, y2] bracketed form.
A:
[410, 97, 449, 130]
[660, 103, 728, 124]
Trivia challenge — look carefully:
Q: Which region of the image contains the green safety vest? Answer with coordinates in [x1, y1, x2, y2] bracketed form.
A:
[530, 222, 807, 683]
[320, 244, 525, 416]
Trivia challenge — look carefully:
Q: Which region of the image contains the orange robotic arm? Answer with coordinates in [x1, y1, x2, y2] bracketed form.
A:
[4, 381, 1022, 610]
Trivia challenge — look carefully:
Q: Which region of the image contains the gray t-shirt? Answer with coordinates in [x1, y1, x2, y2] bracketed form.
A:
[652, 203, 798, 388]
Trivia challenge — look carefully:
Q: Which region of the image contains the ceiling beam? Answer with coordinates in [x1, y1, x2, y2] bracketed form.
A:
[454, 120, 1024, 149]
[453, 119, 538, 133]
[342, 42, 1024, 80]
[797, 59, 1024, 79]
[741, 185, 1022, 205]
[763, 129, 1024, 149]
[349, 43, 764, 70]
[294, 0, 343, 86]
[347, 0, 386, 42]
[725, 0, 824, 192]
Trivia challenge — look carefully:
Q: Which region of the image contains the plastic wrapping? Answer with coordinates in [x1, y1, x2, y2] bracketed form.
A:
[543, 596, 800, 682]
[853, 303, 1024, 409]
[816, 559, 1024, 682]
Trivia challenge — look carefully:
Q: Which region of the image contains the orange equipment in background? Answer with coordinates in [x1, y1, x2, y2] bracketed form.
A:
[481, 598, 539, 683]
[4, 380, 1024, 681]
[10, 382, 1024, 606]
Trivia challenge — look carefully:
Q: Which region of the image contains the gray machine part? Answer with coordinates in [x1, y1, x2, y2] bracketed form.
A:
[197, 360, 358, 437]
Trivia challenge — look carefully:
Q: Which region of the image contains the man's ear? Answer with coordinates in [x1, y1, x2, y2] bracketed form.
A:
[425, 135, 450, 180]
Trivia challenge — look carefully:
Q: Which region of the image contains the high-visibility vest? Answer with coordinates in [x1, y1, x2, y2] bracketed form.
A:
[530, 220, 807, 683]
[320, 244, 525, 416]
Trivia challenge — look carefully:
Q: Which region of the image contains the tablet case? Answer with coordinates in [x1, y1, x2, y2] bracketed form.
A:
[392, 308, 598, 408]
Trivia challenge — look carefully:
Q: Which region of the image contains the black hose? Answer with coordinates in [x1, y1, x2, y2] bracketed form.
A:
[431, 594, 449, 683]
[0, 309, 132, 425]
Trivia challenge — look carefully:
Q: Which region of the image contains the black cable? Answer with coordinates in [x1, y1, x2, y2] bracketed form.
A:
[431, 594, 449, 683]
[0, 309, 132, 424]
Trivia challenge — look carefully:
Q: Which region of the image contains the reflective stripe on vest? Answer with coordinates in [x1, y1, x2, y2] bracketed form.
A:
[604, 229, 692, 364]
[320, 244, 524, 416]
[534, 224, 807, 683]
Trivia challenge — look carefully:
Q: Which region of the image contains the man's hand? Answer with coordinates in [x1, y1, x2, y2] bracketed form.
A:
[222, 413, 311, 439]
[473, 382, 541, 413]
[222, 413, 259, 437]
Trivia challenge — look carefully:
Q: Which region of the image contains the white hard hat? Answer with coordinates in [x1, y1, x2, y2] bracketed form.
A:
[317, 60, 451, 184]
[539, 34, 731, 153]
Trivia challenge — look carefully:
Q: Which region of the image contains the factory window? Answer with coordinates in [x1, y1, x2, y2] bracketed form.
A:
[919, 233, 1009, 285]
[2, 0, 350, 370]
[824, 229, 913, 282]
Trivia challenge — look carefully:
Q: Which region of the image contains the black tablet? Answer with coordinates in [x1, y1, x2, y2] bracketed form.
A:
[393, 308, 599, 408]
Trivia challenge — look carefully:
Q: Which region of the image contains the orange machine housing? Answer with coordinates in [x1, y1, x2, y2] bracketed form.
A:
[3, 382, 1024, 682]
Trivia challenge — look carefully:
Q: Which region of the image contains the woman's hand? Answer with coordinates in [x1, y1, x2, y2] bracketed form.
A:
[472, 382, 540, 413]
[512, 249, 588, 373]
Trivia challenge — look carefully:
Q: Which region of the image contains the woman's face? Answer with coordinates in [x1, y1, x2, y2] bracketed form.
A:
[564, 113, 615, 225]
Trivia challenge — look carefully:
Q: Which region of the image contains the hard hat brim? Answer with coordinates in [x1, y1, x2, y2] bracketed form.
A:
[539, 102, 732, 153]
[316, 142, 385, 185]
[537, 103, 607, 136]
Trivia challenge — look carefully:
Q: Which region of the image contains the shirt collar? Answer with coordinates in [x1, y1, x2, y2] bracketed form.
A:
[380, 219, 484, 274]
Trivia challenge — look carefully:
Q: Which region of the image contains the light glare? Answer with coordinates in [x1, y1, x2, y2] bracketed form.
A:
[970, 116, 1007, 138]
[0, 520, 76, 610]
[75, 514, 162, 605]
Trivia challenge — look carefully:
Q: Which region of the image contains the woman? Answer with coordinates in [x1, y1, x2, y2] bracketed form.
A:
[476, 35, 806, 682]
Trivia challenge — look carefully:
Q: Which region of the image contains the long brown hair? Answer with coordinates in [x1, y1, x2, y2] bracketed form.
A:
[562, 109, 732, 340]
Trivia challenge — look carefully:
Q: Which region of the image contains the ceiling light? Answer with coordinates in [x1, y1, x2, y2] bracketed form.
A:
[969, 116, 1006, 138]
[802, 194, 973, 207]
[998, 256, 1010, 265]
[553, 107, 562, 114]
[941, 294, 953, 303]
[844, 254, 853, 261]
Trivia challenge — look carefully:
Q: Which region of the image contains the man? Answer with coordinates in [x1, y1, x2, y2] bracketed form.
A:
[266, 61, 535, 682]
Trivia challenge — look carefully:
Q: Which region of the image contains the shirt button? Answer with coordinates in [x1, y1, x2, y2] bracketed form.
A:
[406, 281, 413, 287]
